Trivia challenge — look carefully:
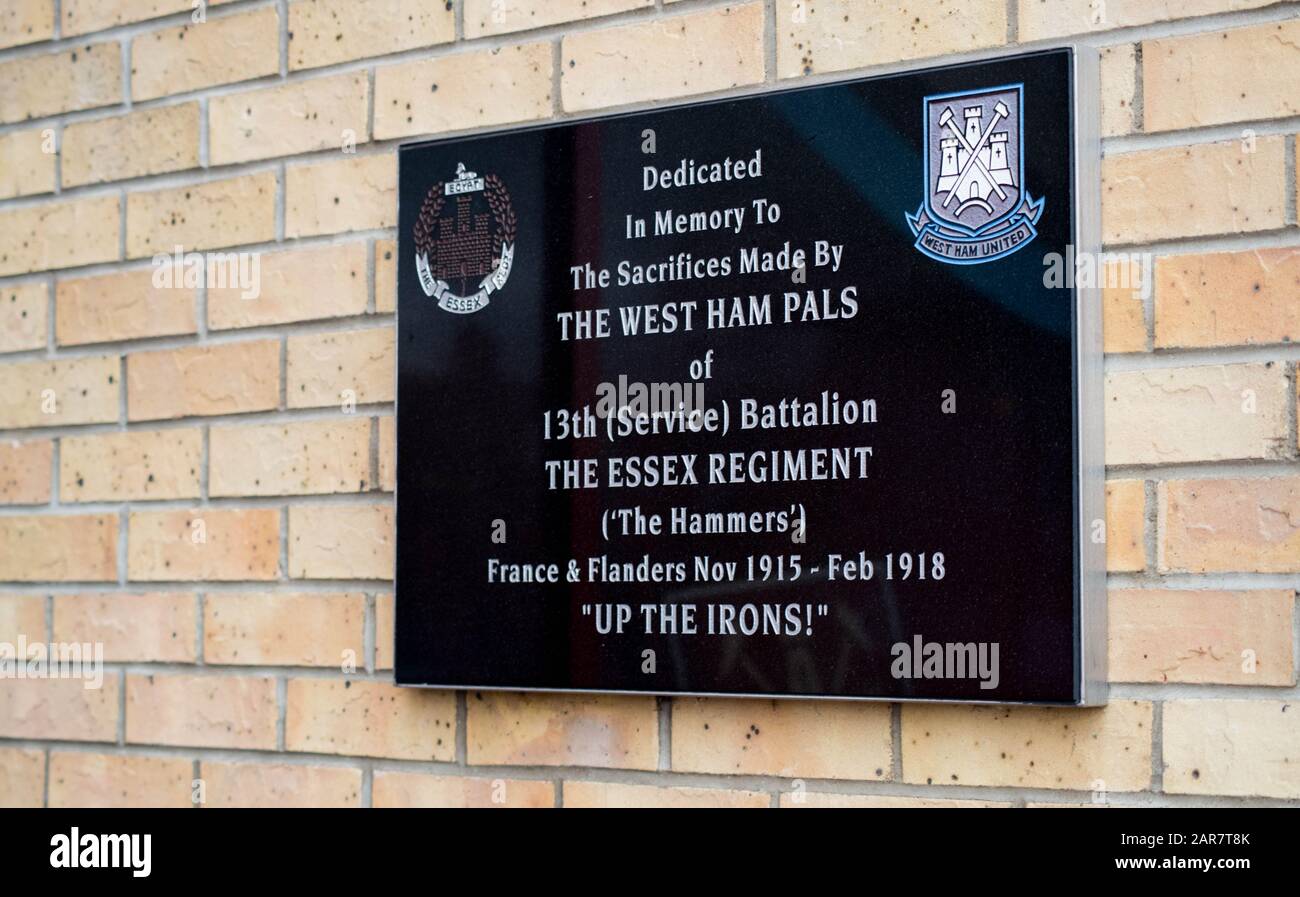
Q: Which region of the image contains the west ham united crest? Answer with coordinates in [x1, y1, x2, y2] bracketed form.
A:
[413, 162, 516, 313]
[906, 84, 1044, 264]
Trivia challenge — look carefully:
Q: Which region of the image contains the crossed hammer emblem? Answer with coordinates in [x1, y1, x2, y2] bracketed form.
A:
[938, 99, 1010, 209]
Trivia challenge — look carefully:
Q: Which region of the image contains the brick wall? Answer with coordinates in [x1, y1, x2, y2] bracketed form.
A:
[0, 0, 1297, 808]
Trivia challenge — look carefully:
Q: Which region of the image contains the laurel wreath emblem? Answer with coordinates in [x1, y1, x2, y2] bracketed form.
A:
[413, 174, 517, 268]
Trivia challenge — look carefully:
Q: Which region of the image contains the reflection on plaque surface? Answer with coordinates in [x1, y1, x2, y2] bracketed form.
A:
[396, 48, 1105, 705]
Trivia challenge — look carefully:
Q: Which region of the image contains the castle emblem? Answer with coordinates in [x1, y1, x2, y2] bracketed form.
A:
[414, 162, 516, 313]
[906, 85, 1043, 264]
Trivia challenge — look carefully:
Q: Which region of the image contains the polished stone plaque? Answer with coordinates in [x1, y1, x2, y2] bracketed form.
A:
[395, 48, 1104, 704]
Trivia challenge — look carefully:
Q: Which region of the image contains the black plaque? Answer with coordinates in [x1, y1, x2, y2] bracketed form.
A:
[395, 48, 1105, 704]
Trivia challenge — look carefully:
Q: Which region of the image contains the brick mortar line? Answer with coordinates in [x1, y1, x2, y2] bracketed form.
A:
[0, 228, 397, 289]
[277, 0, 288, 78]
[1104, 342, 1300, 371]
[275, 675, 287, 750]
[2, 0, 1297, 147]
[5, 736, 1298, 807]
[1286, 133, 1298, 226]
[1132, 38, 1144, 133]
[1142, 478, 1158, 576]
[195, 592, 206, 664]
[455, 691, 468, 765]
[0, 403, 395, 444]
[3, 311, 397, 364]
[763, 0, 776, 83]
[363, 591, 376, 674]
[1151, 700, 1165, 793]
[657, 696, 670, 771]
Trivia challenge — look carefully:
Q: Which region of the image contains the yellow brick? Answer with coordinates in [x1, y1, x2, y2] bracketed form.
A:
[127, 340, 279, 421]
[0, 128, 56, 199]
[1102, 258, 1147, 353]
[374, 591, 393, 670]
[902, 701, 1153, 791]
[469, 692, 658, 770]
[672, 697, 891, 779]
[128, 508, 280, 581]
[203, 592, 364, 666]
[62, 104, 200, 188]
[564, 5, 763, 112]
[285, 154, 396, 239]
[210, 418, 370, 497]
[61, 428, 202, 502]
[53, 593, 196, 663]
[375, 43, 552, 141]
[0, 194, 121, 276]
[0, 676, 120, 742]
[287, 327, 394, 409]
[289, 0, 455, 70]
[288, 503, 393, 579]
[0, 282, 46, 354]
[1104, 364, 1289, 465]
[1164, 700, 1300, 799]
[1143, 21, 1300, 133]
[1099, 44, 1137, 138]
[776, 0, 1003, 78]
[48, 752, 192, 808]
[126, 673, 278, 749]
[0, 0, 53, 50]
[126, 172, 277, 258]
[0, 514, 118, 581]
[565, 781, 769, 808]
[56, 267, 196, 346]
[377, 415, 395, 491]
[131, 7, 279, 102]
[1106, 479, 1146, 573]
[210, 73, 369, 166]
[374, 239, 396, 313]
[63, 0, 238, 36]
[0, 355, 118, 429]
[0, 476, 47, 534]
[0, 747, 45, 808]
[781, 793, 1011, 808]
[466, 0, 649, 37]
[1018, 0, 1273, 41]
[0, 42, 121, 123]
[201, 761, 362, 808]
[1155, 248, 1300, 349]
[373, 772, 552, 808]
[208, 242, 368, 330]
[286, 678, 455, 760]
[1102, 137, 1286, 245]
[1109, 589, 1294, 685]
[1159, 477, 1300, 573]
[0, 593, 47, 642]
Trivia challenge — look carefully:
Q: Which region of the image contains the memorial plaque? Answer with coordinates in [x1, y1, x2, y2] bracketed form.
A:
[395, 48, 1105, 704]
